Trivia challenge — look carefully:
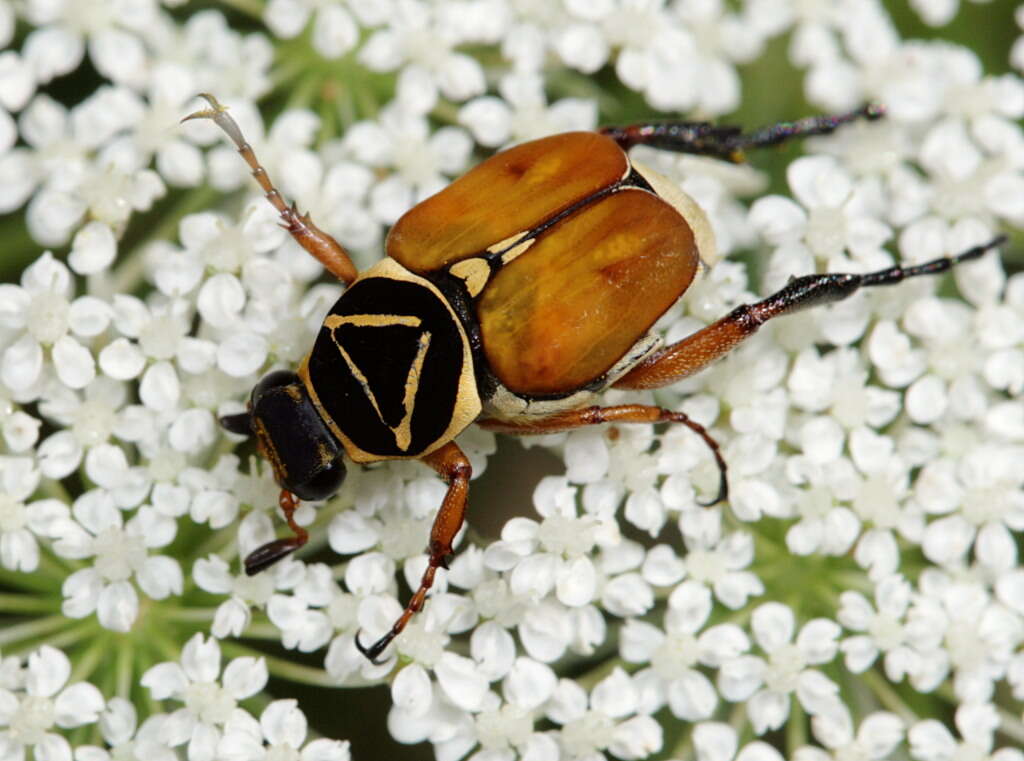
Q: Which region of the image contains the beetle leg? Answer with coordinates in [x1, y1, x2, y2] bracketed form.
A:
[479, 405, 727, 506]
[600, 103, 884, 162]
[244, 489, 309, 575]
[615, 235, 1006, 391]
[183, 94, 358, 285]
[355, 442, 472, 664]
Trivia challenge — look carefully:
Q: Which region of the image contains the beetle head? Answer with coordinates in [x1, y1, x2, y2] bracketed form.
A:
[221, 370, 347, 501]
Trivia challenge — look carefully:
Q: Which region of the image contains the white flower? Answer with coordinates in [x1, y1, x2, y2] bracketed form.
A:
[263, 0, 359, 59]
[218, 699, 350, 761]
[719, 602, 841, 734]
[358, 0, 487, 108]
[21, 0, 161, 88]
[676, 508, 763, 610]
[141, 634, 267, 761]
[0, 456, 68, 571]
[916, 444, 1024, 572]
[838, 574, 916, 680]
[794, 704, 904, 761]
[0, 252, 94, 395]
[548, 668, 662, 761]
[343, 104, 473, 224]
[781, 454, 861, 557]
[692, 722, 785, 761]
[904, 570, 1020, 701]
[752, 154, 890, 268]
[193, 553, 278, 640]
[54, 489, 182, 632]
[908, 703, 1023, 761]
[484, 476, 618, 611]
[619, 581, 748, 721]
[74, 698, 177, 761]
[0, 645, 104, 761]
[458, 71, 597, 148]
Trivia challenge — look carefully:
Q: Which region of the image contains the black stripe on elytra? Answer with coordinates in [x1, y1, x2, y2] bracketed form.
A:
[307, 277, 465, 458]
[479, 168, 656, 262]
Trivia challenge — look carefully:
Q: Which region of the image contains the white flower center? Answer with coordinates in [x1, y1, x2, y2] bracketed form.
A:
[853, 477, 901, 529]
[64, 0, 115, 35]
[138, 315, 184, 360]
[147, 449, 187, 482]
[831, 380, 868, 429]
[475, 705, 532, 750]
[26, 293, 70, 344]
[473, 579, 522, 626]
[868, 613, 905, 650]
[184, 680, 237, 725]
[403, 29, 450, 72]
[806, 207, 847, 260]
[93, 527, 148, 581]
[945, 622, 984, 671]
[953, 742, 993, 761]
[395, 619, 445, 666]
[9, 695, 55, 744]
[651, 632, 700, 678]
[233, 572, 275, 607]
[560, 711, 614, 757]
[834, 745, 871, 761]
[72, 400, 116, 447]
[537, 515, 595, 557]
[604, 9, 659, 49]
[0, 494, 27, 532]
[82, 168, 136, 228]
[111, 741, 140, 761]
[393, 139, 440, 189]
[379, 517, 430, 560]
[961, 485, 1010, 526]
[684, 549, 727, 583]
[763, 643, 806, 694]
[797, 486, 834, 519]
[929, 339, 975, 381]
[265, 744, 301, 761]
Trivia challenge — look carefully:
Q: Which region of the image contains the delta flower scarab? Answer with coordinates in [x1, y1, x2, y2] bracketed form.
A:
[184, 94, 1003, 664]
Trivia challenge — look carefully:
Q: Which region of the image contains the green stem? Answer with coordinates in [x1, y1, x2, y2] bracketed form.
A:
[859, 667, 919, 723]
[116, 636, 134, 699]
[210, 0, 263, 18]
[997, 708, 1024, 745]
[69, 634, 107, 683]
[785, 698, 807, 752]
[240, 623, 284, 640]
[219, 640, 375, 687]
[161, 606, 218, 623]
[0, 613, 76, 648]
[0, 594, 59, 612]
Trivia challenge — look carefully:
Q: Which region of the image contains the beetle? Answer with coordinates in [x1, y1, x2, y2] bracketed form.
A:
[184, 94, 1003, 663]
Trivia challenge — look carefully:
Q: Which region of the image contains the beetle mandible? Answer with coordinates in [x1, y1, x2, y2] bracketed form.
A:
[184, 94, 1003, 663]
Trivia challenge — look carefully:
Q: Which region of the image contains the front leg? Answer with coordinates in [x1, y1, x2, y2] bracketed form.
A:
[244, 489, 308, 575]
[183, 94, 358, 285]
[355, 441, 472, 663]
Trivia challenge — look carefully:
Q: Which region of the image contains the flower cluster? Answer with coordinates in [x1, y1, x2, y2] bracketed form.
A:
[1, 1, 1023, 760]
